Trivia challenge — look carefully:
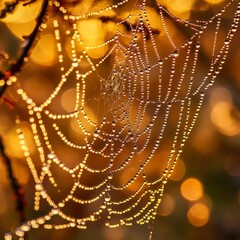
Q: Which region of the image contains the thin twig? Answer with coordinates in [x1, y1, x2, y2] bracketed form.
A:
[0, 0, 49, 98]
[0, 0, 49, 229]
[0, 0, 20, 19]
[0, 0, 37, 19]
[0, 138, 26, 223]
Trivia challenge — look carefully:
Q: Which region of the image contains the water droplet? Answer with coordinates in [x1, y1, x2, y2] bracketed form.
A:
[4, 233, 12, 240]
[52, 208, 59, 215]
[37, 217, 45, 224]
[107, 172, 113, 180]
[48, 153, 55, 159]
[58, 202, 65, 208]
[224, 39, 230, 45]
[93, 130, 99, 138]
[101, 204, 107, 209]
[21, 223, 30, 232]
[35, 183, 43, 191]
[105, 194, 111, 202]
[150, 195, 155, 202]
[173, 49, 179, 57]
[15, 228, 24, 237]
[42, 165, 49, 172]
[70, 222, 76, 227]
[72, 62, 78, 67]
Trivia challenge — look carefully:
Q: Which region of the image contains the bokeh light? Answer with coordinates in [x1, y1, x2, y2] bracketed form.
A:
[4, 122, 36, 159]
[0, 0, 42, 23]
[204, 0, 225, 4]
[210, 101, 240, 136]
[181, 178, 203, 201]
[78, 19, 105, 44]
[30, 34, 57, 66]
[187, 203, 210, 227]
[6, 21, 36, 40]
[61, 88, 76, 112]
[157, 194, 175, 216]
[169, 159, 185, 181]
[157, 0, 195, 19]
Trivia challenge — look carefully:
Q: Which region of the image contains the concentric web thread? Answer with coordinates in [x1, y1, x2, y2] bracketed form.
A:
[4, 0, 240, 239]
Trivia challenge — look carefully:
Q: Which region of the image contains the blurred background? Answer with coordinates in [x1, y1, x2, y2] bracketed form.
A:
[0, 0, 240, 239]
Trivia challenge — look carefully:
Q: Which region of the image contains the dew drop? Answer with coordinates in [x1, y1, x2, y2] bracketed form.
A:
[70, 222, 76, 227]
[21, 223, 30, 232]
[107, 172, 113, 180]
[173, 49, 179, 57]
[15, 228, 24, 237]
[93, 130, 99, 138]
[105, 194, 111, 202]
[52, 208, 59, 215]
[4, 233, 12, 240]
[35, 183, 43, 191]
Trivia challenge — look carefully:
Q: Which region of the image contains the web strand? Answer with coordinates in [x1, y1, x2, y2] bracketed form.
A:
[4, 0, 240, 239]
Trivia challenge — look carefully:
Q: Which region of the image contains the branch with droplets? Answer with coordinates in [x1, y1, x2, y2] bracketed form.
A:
[0, 0, 38, 19]
[0, 0, 49, 97]
[0, 138, 26, 223]
[0, 0, 49, 230]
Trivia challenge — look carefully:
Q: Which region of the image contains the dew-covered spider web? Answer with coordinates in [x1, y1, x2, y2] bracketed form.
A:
[4, 0, 240, 239]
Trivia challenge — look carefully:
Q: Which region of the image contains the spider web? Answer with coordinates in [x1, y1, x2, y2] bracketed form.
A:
[4, 0, 240, 239]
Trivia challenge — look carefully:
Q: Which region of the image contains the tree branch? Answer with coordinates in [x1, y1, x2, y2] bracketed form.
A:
[0, 0, 49, 228]
[0, 0, 20, 19]
[0, 138, 26, 223]
[0, 0, 49, 97]
[0, 0, 37, 19]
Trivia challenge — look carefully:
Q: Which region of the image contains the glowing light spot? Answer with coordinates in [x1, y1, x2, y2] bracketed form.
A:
[23, 76, 54, 104]
[70, 118, 84, 136]
[61, 88, 76, 112]
[0, 1, 42, 23]
[187, 203, 210, 227]
[0, 80, 5, 86]
[145, 7, 163, 31]
[158, 194, 175, 216]
[86, 44, 109, 59]
[31, 34, 57, 66]
[169, 159, 185, 181]
[181, 178, 203, 201]
[210, 87, 232, 107]
[5, 122, 36, 159]
[157, 0, 195, 19]
[6, 21, 35, 40]
[78, 19, 105, 47]
[211, 101, 240, 136]
[204, 0, 224, 4]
